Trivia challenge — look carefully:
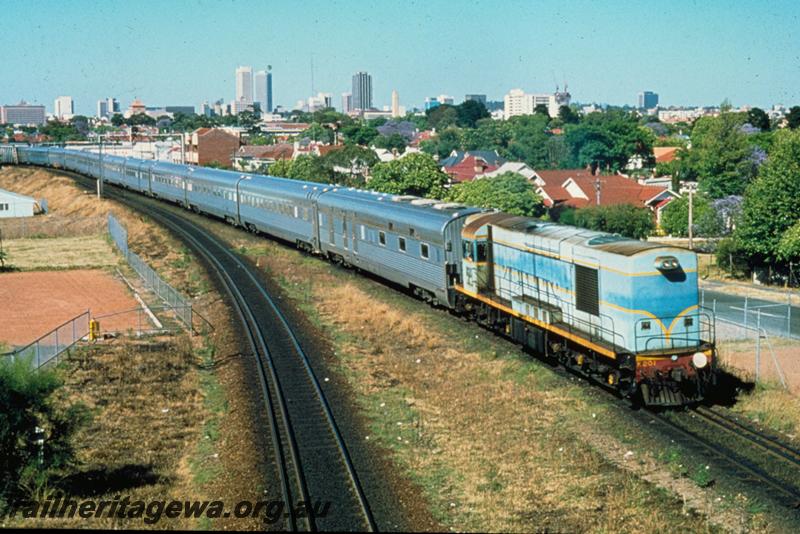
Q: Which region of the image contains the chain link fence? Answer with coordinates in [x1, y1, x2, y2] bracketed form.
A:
[107, 213, 192, 329]
[1, 311, 90, 369]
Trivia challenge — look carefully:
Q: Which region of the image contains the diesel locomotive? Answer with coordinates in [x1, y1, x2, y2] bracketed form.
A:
[2, 145, 717, 405]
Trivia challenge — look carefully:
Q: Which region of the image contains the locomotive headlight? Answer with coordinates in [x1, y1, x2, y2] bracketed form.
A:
[692, 351, 708, 369]
[655, 256, 681, 271]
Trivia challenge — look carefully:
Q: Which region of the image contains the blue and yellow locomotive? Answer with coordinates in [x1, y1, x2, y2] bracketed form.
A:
[455, 213, 716, 405]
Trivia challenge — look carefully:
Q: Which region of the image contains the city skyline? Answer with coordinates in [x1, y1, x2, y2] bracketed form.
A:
[2, 0, 799, 116]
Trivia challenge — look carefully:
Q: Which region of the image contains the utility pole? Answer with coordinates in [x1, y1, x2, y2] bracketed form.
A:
[594, 174, 601, 206]
[97, 135, 104, 199]
[680, 181, 698, 250]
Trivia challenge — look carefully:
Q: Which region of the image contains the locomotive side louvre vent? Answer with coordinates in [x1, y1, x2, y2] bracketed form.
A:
[575, 264, 599, 316]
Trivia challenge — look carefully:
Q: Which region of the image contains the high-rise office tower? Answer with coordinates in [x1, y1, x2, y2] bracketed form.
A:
[391, 90, 400, 118]
[54, 96, 74, 119]
[255, 70, 267, 114]
[266, 66, 273, 113]
[236, 66, 254, 105]
[341, 92, 353, 113]
[638, 91, 659, 109]
[352, 71, 373, 111]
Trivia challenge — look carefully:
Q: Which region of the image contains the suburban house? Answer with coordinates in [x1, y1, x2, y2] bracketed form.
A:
[532, 168, 678, 224]
[233, 143, 294, 171]
[439, 150, 506, 183]
[185, 128, 240, 167]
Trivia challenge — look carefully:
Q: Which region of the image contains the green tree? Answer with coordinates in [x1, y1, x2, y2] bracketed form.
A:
[778, 220, 800, 261]
[420, 127, 463, 159]
[787, 106, 800, 129]
[369, 152, 449, 198]
[268, 155, 334, 184]
[735, 129, 800, 263]
[562, 204, 655, 239]
[558, 105, 580, 124]
[425, 105, 459, 130]
[446, 172, 544, 216]
[341, 121, 378, 146]
[302, 123, 334, 143]
[563, 110, 654, 172]
[506, 114, 552, 168]
[747, 107, 771, 131]
[455, 100, 490, 128]
[110, 113, 124, 126]
[462, 119, 513, 153]
[660, 193, 722, 237]
[39, 120, 84, 143]
[533, 104, 550, 118]
[0, 358, 90, 499]
[372, 133, 408, 152]
[679, 112, 755, 198]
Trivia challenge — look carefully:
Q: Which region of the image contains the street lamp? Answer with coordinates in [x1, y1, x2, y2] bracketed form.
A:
[235, 175, 251, 227]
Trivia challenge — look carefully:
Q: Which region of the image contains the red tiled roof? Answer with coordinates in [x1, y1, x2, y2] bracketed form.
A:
[654, 146, 679, 163]
[237, 143, 294, 159]
[445, 155, 499, 183]
[316, 144, 345, 157]
[535, 169, 674, 209]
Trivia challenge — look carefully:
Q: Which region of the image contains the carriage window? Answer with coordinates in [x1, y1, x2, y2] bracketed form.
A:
[294, 206, 299, 218]
[421, 243, 429, 259]
[409, 228, 416, 237]
[379, 231, 386, 246]
[398, 237, 406, 252]
[641, 321, 651, 331]
[360, 225, 366, 240]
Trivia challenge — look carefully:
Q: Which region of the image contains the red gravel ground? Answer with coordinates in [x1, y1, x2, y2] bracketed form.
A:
[0, 269, 141, 346]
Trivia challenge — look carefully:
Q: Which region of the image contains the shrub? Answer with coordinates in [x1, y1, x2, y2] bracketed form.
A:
[0, 357, 90, 502]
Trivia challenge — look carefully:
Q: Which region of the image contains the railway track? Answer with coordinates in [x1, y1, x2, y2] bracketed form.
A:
[693, 406, 800, 469]
[642, 408, 800, 512]
[64, 169, 800, 524]
[97, 182, 376, 531]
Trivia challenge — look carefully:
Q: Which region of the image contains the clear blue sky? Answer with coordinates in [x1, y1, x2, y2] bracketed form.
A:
[3, 0, 799, 116]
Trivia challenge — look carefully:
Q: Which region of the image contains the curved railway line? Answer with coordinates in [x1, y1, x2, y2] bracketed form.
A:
[34, 165, 800, 526]
[88, 178, 376, 531]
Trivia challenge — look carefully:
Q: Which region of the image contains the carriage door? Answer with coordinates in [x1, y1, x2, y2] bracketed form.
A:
[341, 210, 349, 251]
[351, 212, 358, 256]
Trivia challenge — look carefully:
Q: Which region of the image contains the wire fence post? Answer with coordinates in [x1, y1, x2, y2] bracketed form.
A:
[789, 292, 793, 339]
[755, 309, 761, 383]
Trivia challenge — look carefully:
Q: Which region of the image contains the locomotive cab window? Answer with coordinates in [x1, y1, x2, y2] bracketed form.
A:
[476, 241, 488, 262]
[462, 240, 474, 261]
[684, 317, 694, 327]
[641, 321, 651, 331]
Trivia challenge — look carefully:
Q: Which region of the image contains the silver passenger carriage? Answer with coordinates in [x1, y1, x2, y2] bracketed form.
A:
[314, 188, 481, 306]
